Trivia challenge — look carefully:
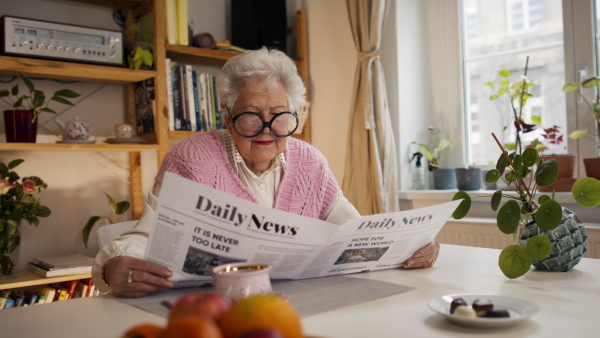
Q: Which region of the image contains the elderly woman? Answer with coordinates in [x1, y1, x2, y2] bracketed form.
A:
[94, 47, 439, 298]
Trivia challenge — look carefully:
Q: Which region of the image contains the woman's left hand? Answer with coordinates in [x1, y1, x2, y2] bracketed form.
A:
[403, 239, 440, 269]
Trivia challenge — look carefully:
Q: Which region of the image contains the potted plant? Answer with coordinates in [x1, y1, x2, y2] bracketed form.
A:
[127, 23, 156, 70]
[0, 74, 80, 143]
[0, 159, 51, 279]
[411, 136, 453, 189]
[563, 77, 600, 180]
[533, 125, 578, 192]
[81, 193, 130, 248]
[451, 61, 600, 279]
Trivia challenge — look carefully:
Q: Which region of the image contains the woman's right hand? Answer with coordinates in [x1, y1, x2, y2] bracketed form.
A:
[103, 256, 173, 298]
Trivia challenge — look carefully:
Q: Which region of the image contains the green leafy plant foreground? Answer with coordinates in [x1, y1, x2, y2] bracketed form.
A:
[82, 193, 130, 248]
[452, 137, 600, 279]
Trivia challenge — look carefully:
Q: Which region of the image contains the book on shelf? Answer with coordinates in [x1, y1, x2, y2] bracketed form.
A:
[39, 286, 55, 304]
[79, 278, 96, 298]
[175, 0, 189, 46]
[165, 63, 224, 132]
[3, 298, 14, 309]
[24, 290, 38, 306]
[184, 64, 197, 131]
[60, 280, 78, 300]
[0, 290, 10, 309]
[166, 58, 176, 131]
[36, 293, 46, 304]
[135, 78, 156, 136]
[166, 0, 178, 44]
[32, 253, 94, 269]
[171, 61, 183, 130]
[192, 69, 202, 131]
[26, 262, 92, 278]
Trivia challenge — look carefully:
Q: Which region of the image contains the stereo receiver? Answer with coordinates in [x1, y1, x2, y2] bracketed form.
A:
[1, 16, 123, 66]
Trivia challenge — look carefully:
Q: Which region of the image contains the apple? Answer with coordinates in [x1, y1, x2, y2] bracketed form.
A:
[169, 291, 230, 322]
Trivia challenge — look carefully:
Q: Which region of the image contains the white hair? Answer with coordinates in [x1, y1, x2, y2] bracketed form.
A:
[216, 46, 306, 112]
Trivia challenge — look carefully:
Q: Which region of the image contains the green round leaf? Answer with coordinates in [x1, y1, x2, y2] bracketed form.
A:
[562, 82, 580, 92]
[497, 200, 521, 234]
[572, 177, 600, 208]
[499, 245, 531, 279]
[517, 165, 529, 179]
[513, 154, 523, 172]
[491, 190, 502, 211]
[505, 171, 516, 183]
[538, 195, 551, 205]
[485, 169, 500, 183]
[496, 152, 509, 172]
[535, 200, 562, 231]
[452, 191, 471, 219]
[535, 159, 559, 186]
[526, 235, 552, 261]
[499, 69, 512, 77]
[522, 148, 539, 167]
[581, 77, 600, 88]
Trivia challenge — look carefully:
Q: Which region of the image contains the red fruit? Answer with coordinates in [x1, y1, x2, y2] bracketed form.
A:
[169, 291, 230, 322]
[163, 316, 223, 338]
[122, 323, 165, 338]
[238, 330, 284, 338]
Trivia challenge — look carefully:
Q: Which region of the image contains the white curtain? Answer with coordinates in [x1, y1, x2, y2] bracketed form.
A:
[342, 0, 399, 215]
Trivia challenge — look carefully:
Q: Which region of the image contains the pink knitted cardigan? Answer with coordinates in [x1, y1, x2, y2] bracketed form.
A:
[155, 130, 339, 220]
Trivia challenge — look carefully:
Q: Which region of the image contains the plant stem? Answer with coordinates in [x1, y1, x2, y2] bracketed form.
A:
[516, 56, 530, 154]
[492, 132, 536, 213]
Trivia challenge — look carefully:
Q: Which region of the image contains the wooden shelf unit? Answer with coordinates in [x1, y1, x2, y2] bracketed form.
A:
[0, 270, 91, 290]
[0, 1, 158, 219]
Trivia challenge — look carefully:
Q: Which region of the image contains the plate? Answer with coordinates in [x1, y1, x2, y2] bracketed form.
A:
[56, 139, 96, 144]
[104, 137, 147, 144]
[428, 293, 540, 328]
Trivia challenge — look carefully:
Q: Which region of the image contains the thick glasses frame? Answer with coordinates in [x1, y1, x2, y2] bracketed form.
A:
[226, 107, 299, 138]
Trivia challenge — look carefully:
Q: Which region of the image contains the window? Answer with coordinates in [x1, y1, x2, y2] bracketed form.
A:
[507, 0, 544, 34]
[461, 0, 569, 165]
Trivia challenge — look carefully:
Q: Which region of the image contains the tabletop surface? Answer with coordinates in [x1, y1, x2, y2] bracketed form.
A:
[1, 244, 598, 338]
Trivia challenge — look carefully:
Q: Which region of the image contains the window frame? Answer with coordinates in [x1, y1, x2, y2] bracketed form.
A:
[433, 0, 598, 177]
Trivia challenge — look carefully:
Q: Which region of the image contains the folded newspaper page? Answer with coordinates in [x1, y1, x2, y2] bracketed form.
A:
[144, 173, 462, 288]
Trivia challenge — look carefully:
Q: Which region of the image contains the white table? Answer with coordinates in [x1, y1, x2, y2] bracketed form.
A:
[1, 244, 598, 338]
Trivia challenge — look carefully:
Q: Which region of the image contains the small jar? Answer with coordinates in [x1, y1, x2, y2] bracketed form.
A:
[212, 262, 272, 302]
[114, 124, 134, 138]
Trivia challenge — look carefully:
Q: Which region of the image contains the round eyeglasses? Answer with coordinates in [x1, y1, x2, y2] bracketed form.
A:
[227, 107, 299, 138]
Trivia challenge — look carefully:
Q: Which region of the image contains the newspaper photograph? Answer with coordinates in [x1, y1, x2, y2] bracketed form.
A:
[144, 173, 462, 287]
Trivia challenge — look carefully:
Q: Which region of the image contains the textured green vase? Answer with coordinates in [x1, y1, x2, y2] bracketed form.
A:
[520, 208, 588, 272]
[0, 219, 21, 279]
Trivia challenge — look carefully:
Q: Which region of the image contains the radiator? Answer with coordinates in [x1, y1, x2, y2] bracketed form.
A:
[438, 218, 600, 259]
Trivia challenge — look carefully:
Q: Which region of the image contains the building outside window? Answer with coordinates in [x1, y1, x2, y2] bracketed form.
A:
[461, 0, 566, 165]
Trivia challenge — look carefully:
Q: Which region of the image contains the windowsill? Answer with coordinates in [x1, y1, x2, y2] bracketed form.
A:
[399, 189, 600, 225]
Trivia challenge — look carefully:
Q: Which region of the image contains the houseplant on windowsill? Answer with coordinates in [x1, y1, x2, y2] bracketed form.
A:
[563, 77, 600, 180]
[411, 137, 453, 189]
[451, 59, 600, 279]
[533, 125, 581, 192]
[0, 159, 51, 279]
[0, 74, 80, 143]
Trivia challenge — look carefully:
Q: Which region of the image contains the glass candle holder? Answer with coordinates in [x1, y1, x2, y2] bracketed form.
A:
[212, 262, 272, 302]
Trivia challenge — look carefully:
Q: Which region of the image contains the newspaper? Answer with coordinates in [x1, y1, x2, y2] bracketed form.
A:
[144, 173, 461, 288]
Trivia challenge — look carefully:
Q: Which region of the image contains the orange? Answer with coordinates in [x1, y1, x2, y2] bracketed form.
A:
[163, 315, 223, 338]
[122, 323, 165, 338]
[216, 294, 303, 338]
